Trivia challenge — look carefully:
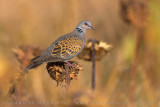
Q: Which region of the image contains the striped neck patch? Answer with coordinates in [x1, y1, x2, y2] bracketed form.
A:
[76, 27, 83, 33]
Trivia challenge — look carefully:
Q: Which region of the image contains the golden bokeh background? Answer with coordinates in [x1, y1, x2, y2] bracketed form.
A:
[0, 0, 160, 106]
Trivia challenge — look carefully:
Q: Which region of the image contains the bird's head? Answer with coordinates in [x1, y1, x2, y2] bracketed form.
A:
[75, 20, 94, 33]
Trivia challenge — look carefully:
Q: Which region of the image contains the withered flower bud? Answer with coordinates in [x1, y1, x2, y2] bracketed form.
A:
[77, 39, 112, 61]
[46, 61, 82, 86]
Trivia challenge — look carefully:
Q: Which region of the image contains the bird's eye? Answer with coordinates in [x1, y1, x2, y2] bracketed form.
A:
[84, 23, 88, 26]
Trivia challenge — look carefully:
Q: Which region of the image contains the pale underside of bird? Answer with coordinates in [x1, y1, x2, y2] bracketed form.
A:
[26, 20, 94, 70]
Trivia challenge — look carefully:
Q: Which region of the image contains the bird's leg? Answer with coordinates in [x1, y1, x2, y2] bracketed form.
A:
[65, 61, 76, 69]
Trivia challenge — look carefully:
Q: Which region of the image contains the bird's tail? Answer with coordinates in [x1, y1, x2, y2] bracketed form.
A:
[26, 62, 43, 71]
[26, 56, 43, 71]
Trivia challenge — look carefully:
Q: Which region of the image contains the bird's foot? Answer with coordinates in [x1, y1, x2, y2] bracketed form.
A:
[65, 61, 76, 69]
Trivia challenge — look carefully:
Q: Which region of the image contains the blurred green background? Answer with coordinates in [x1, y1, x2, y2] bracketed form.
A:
[0, 0, 160, 106]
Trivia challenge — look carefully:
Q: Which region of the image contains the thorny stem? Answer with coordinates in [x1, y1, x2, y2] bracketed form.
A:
[91, 39, 96, 91]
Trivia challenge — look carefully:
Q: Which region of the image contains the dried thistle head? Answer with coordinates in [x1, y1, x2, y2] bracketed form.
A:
[120, 0, 149, 27]
[46, 61, 82, 86]
[12, 45, 42, 71]
[77, 39, 112, 61]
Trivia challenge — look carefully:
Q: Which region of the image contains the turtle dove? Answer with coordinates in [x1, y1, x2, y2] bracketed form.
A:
[27, 20, 94, 70]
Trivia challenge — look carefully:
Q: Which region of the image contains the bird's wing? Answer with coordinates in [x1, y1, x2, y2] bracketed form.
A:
[51, 35, 84, 60]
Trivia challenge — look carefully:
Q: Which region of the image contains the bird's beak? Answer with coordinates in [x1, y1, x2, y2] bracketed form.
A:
[90, 26, 95, 30]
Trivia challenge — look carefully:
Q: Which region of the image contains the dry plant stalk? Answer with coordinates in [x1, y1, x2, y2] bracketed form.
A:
[120, 0, 149, 102]
[78, 39, 112, 91]
[46, 61, 82, 88]
[9, 45, 42, 100]
[91, 39, 96, 91]
[64, 64, 70, 92]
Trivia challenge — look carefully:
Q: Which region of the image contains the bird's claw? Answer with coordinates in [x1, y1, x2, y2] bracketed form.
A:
[65, 61, 76, 70]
